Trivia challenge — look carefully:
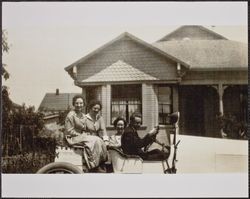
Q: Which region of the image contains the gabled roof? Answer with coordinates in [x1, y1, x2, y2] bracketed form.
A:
[80, 60, 158, 83]
[157, 26, 228, 42]
[65, 32, 190, 73]
[153, 40, 248, 70]
[39, 93, 80, 112]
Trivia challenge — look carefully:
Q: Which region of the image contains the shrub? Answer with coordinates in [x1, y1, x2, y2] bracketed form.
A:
[2, 152, 55, 173]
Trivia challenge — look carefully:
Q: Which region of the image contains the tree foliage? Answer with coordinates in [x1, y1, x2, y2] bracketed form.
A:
[2, 86, 47, 157]
[2, 86, 45, 132]
[2, 29, 10, 80]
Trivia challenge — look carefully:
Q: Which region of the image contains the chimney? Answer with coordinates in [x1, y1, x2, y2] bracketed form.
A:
[56, 88, 59, 95]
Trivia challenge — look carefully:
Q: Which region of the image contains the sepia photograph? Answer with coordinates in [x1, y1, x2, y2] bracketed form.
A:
[1, 1, 248, 198]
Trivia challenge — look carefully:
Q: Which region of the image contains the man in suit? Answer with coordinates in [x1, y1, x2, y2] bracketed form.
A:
[121, 112, 170, 161]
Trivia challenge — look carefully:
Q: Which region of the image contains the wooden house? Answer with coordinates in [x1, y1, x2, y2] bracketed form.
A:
[65, 26, 247, 139]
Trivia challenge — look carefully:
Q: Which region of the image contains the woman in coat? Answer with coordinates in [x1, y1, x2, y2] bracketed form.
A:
[65, 96, 108, 172]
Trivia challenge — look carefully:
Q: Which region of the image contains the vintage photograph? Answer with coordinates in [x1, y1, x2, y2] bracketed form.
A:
[1, 1, 248, 198]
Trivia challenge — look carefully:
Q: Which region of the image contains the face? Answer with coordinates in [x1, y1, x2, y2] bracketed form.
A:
[90, 104, 101, 115]
[116, 120, 125, 132]
[74, 98, 84, 112]
[133, 117, 142, 129]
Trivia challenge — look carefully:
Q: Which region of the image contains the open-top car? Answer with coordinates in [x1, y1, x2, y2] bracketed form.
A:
[37, 112, 180, 174]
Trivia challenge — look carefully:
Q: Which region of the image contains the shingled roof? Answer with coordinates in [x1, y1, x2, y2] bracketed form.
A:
[39, 92, 81, 112]
[80, 60, 158, 83]
[153, 40, 247, 70]
[157, 25, 228, 42]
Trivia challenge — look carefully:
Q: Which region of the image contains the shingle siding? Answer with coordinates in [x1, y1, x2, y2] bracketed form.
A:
[77, 36, 177, 82]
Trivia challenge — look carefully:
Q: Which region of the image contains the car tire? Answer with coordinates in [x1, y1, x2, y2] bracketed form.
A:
[36, 162, 84, 174]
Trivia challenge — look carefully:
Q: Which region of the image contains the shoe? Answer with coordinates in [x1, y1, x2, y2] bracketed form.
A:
[95, 166, 107, 173]
[89, 165, 107, 173]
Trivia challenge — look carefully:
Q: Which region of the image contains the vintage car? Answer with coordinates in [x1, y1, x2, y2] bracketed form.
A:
[37, 112, 180, 174]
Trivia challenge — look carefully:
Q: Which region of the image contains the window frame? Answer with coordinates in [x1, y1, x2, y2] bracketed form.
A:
[157, 84, 173, 125]
[110, 84, 142, 125]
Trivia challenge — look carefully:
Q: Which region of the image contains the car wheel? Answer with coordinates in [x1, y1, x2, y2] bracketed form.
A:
[36, 162, 84, 174]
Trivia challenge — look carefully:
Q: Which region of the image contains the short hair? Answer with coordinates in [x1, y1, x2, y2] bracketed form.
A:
[72, 95, 85, 106]
[130, 112, 142, 123]
[113, 117, 127, 128]
[87, 99, 102, 110]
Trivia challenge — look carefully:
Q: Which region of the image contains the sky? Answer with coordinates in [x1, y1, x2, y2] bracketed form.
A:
[2, 2, 248, 110]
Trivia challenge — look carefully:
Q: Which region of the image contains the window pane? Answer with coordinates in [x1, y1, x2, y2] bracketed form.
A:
[119, 105, 126, 118]
[111, 104, 119, 123]
[112, 85, 141, 100]
[129, 104, 140, 114]
[157, 85, 172, 125]
[158, 87, 171, 103]
[163, 105, 171, 113]
[111, 84, 142, 125]
[128, 104, 142, 122]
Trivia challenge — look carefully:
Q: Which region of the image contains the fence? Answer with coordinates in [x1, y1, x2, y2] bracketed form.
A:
[2, 125, 37, 156]
[1, 124, 56, 173]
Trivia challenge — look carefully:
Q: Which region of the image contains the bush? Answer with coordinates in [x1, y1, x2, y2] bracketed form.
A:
[2, 152, 55, 173]
[1, 136, 57, 173]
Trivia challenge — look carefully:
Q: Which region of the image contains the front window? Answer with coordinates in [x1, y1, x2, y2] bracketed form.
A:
[111, 84, 142, 124]
[157, 85, 173, 125]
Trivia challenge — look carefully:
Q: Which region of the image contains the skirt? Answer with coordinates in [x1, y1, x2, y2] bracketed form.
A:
[66, 133, 108, 169]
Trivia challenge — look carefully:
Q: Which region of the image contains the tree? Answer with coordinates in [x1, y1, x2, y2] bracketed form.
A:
[1, 86, 46, 156]
[2, 29, 10, 80]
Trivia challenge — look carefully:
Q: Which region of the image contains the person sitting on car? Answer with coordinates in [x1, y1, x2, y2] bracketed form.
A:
[64, 96, 108, 173]
[109, 117, 127, 148]
[121, 112, 170, 161]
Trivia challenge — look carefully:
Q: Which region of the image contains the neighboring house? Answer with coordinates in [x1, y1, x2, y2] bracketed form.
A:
[39, 89, 80, 112]
[64, 26, 247, 139]
[39, 89, 81, 125]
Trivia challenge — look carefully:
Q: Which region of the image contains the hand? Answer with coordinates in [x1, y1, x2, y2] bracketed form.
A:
[104, 140, 110, 146]
[148, 127, 158, 137]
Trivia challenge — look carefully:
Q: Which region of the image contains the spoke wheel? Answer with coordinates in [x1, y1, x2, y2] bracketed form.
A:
[36, 162, 84, 174]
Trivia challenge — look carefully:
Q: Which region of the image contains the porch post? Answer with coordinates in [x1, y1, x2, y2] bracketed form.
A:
[106, 84, 111, 126]
[218, 83, 224, 115]
[212, 83, 226, 115]
[213, 83, 228, 138]
[172, 85, 179, 113]
[100, 84, 111, 127]
[142, 83, 156, 131]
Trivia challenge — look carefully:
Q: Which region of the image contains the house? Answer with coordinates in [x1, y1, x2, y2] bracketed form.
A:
[64, 26, 247, 139]
[39, 89, 80, 113]
[38, 89, 81, 125]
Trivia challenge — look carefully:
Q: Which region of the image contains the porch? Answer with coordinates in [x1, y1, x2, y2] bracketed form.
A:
[179, 85, 247, 139]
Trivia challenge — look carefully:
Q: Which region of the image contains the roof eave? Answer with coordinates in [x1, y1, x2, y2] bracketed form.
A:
[190, 67, 248, 72]
[75, 79, 181, 86]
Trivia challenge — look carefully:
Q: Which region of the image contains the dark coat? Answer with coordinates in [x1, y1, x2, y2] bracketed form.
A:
[121, 125, 152, 156]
